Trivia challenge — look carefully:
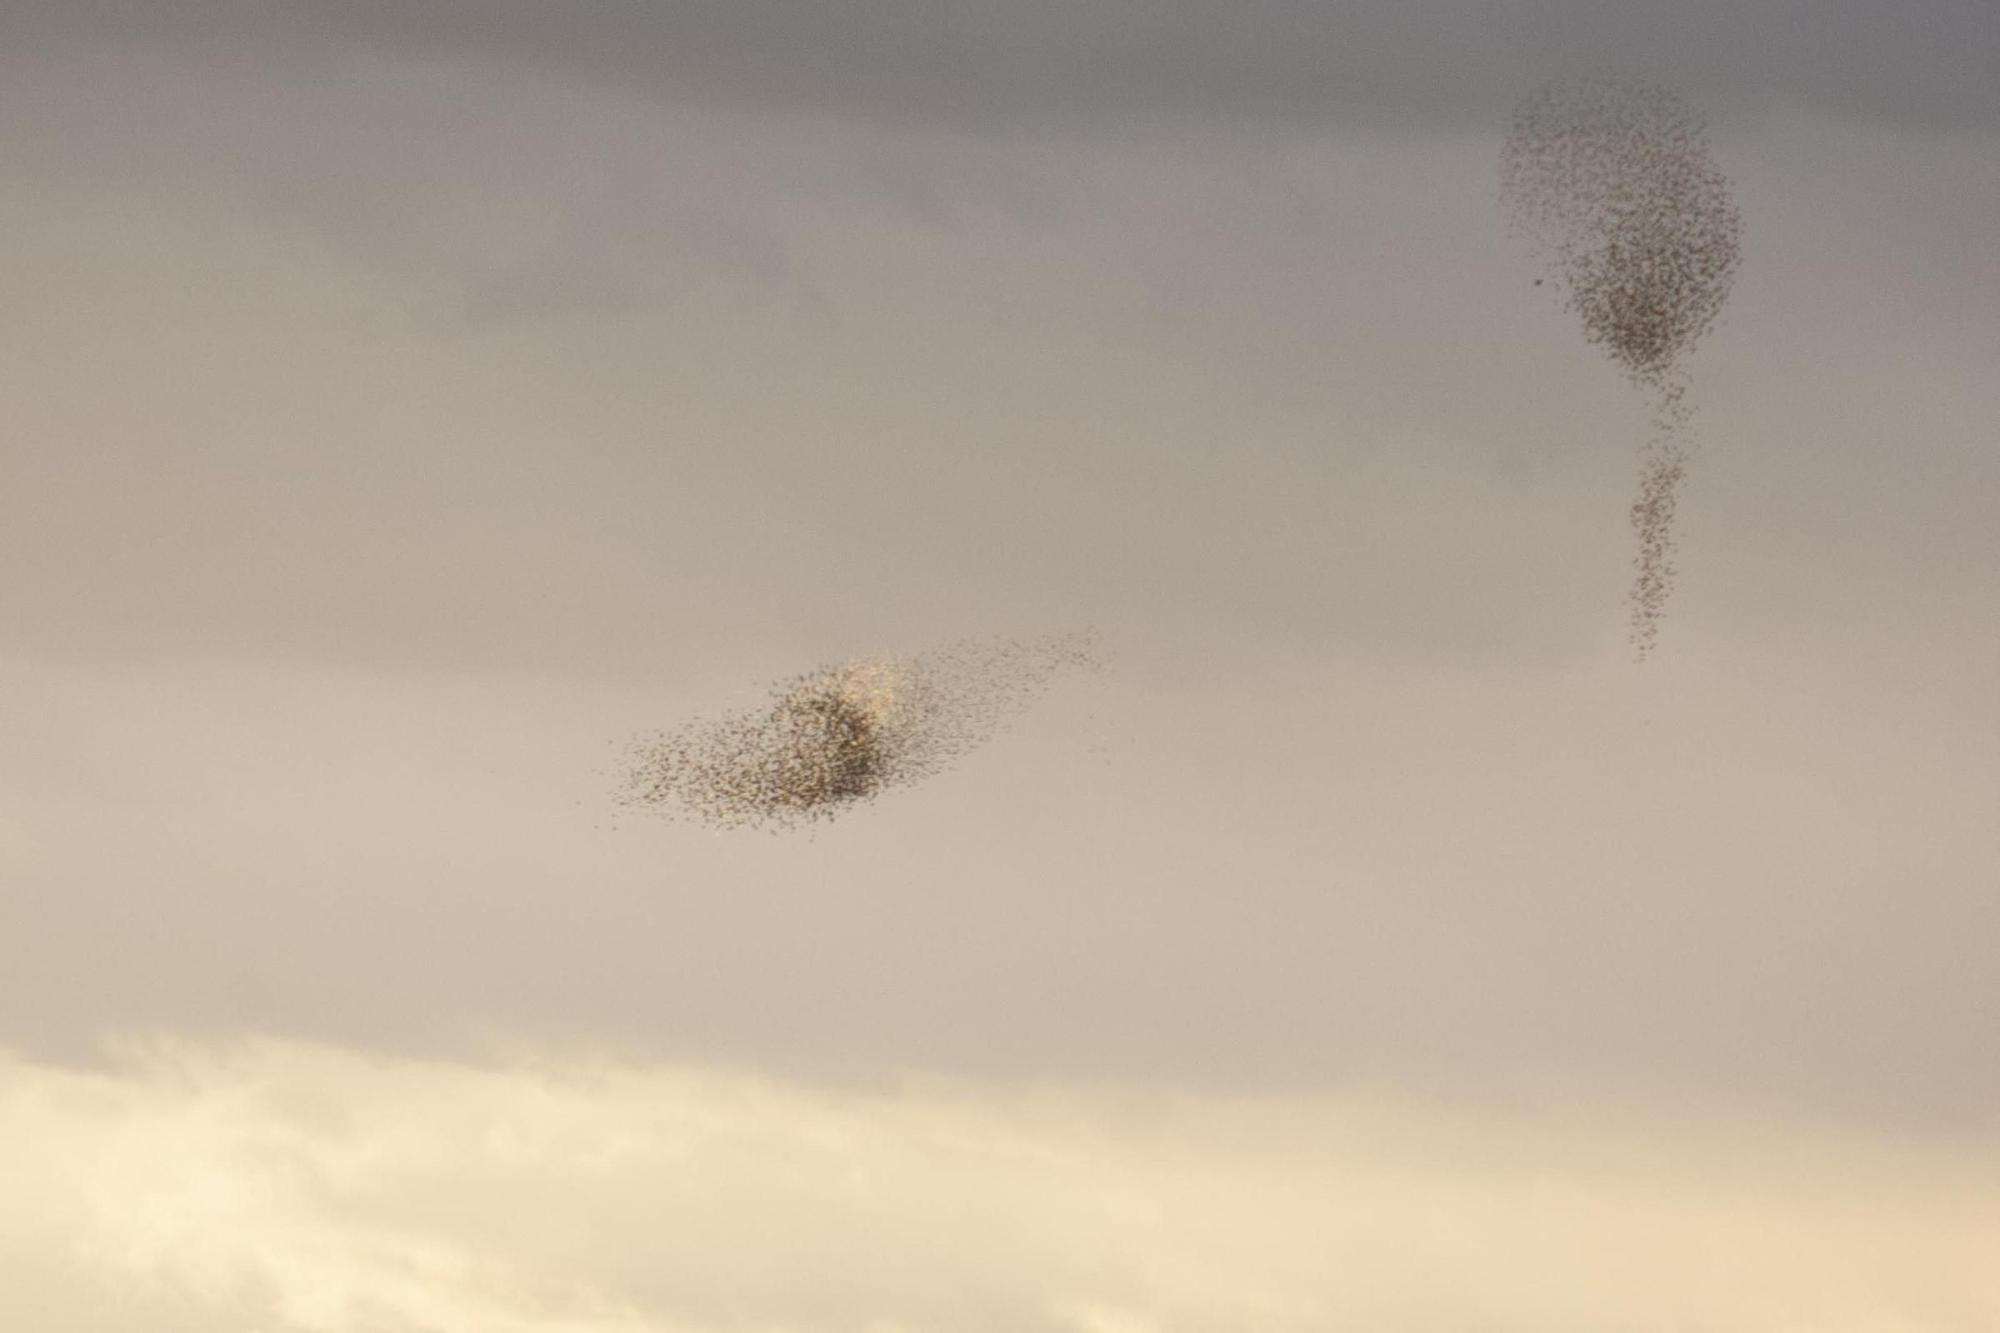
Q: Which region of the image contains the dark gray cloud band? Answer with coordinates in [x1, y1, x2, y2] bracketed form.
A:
[8, 0, 1998, 134]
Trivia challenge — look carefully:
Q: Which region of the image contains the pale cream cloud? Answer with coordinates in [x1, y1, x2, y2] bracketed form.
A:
[3, 1040, 1996, 1333]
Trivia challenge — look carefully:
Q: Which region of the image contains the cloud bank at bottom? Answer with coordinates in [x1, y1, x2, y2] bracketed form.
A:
[3, 1039, 1996, 1333]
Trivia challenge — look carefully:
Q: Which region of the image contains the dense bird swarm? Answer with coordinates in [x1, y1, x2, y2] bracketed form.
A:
[615, 633, 1100, 831]
[1501, 78, 1744, 656]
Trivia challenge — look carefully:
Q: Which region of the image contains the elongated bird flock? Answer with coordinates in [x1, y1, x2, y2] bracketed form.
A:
[1501, 78, 1744, 655]
[615, 633, 1101, 830]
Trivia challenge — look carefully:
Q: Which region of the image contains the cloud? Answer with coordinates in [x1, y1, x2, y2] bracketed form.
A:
[4, 0, 1998, 135]
[4, 1038, 1998, 1333]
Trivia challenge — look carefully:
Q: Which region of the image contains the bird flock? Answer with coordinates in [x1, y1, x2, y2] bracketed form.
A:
[1501, 78, 1744, 656]
[615, 634, 1100, 830]
[620, 77, 1745, 827]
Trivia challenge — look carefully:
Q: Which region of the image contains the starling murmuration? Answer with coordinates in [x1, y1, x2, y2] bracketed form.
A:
[1501, 77, 1744, 656]
[614, 632, 1101, 831]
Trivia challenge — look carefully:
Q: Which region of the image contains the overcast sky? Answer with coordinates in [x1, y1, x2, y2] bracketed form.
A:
[3, 3, 1997, 1330]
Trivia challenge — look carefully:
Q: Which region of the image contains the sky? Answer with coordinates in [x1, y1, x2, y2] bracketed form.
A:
[2, 2, 1997, 1330]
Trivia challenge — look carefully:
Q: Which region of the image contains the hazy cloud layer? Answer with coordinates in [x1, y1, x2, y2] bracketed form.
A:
[2, 34, 1997, 1133]
[4, 636, 1995, 1129]
[6, 1040, 1999, 1333]
[5, 0, 1999, 134]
